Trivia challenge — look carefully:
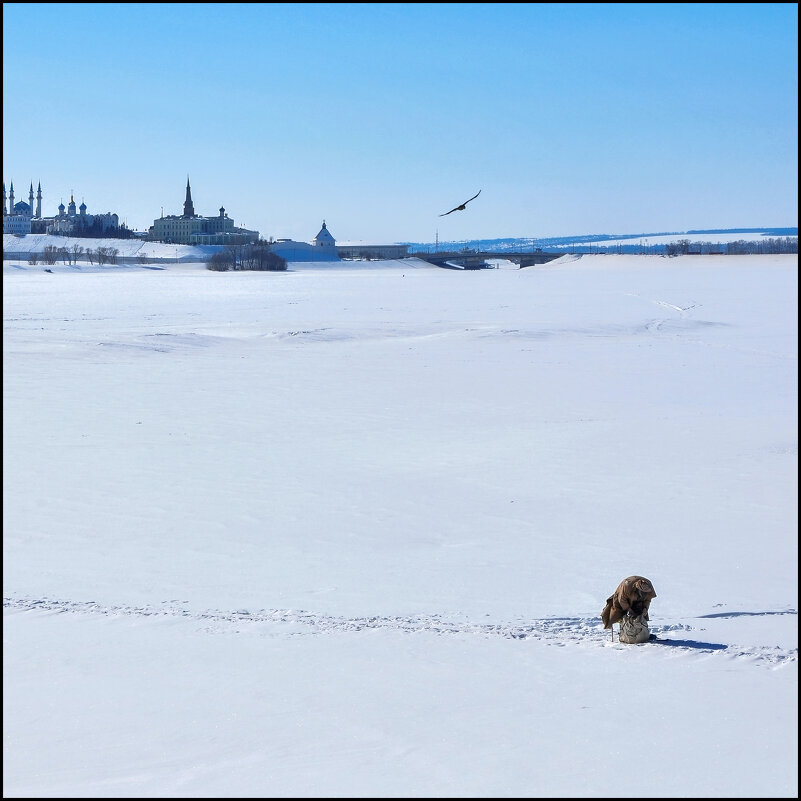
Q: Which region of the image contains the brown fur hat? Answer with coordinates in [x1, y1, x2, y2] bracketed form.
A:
[601, 575, 657, 629]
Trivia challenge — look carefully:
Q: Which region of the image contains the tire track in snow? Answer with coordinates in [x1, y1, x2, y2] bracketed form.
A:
[3, 596, 796, 667]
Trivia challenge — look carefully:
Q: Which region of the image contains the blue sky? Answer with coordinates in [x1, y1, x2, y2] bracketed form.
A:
[3, 3, 797, 243]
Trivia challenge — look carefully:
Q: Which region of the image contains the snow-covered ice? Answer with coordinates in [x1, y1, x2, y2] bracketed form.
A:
[3, 252, 797, 797]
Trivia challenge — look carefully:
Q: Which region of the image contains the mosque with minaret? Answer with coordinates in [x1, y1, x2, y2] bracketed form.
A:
[3, 179, 122, 235]
[3, 181, 42, 233]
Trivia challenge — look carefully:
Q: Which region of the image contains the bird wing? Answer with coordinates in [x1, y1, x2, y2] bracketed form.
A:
[439, 190, 481, 216]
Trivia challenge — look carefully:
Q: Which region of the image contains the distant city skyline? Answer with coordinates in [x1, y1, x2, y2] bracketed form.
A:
[3, 3, 797, 243]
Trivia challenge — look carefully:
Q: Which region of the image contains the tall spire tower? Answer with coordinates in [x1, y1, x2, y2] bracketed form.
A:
[36, 182, 42, 218]
[183, 175, 195, 218]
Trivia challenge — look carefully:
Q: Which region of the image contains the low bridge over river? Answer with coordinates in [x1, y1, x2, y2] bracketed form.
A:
[412, 250, 563, 269]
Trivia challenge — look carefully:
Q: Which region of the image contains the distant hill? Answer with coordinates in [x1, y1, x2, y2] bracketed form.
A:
[403, 227, 798, 255]
[685, 227, 797, 236]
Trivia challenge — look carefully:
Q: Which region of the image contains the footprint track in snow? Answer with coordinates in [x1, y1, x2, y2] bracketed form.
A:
[3, 596, 796, 667]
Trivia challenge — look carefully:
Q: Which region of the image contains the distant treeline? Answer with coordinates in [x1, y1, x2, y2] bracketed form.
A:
[575, 238, 798, 255]
[59, 221, 136, 239]
[31, 244, 121, 265]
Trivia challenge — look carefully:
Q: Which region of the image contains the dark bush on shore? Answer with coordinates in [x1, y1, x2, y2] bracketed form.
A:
[206, 246, 287, 272]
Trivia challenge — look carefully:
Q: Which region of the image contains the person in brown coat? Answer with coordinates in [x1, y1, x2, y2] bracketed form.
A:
[601, 575, 657, 631]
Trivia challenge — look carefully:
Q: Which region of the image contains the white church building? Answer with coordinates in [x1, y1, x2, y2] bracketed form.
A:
[269, 220, 340, 262]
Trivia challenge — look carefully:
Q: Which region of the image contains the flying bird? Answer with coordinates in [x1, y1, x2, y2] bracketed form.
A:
[439, 189, 481, 216]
